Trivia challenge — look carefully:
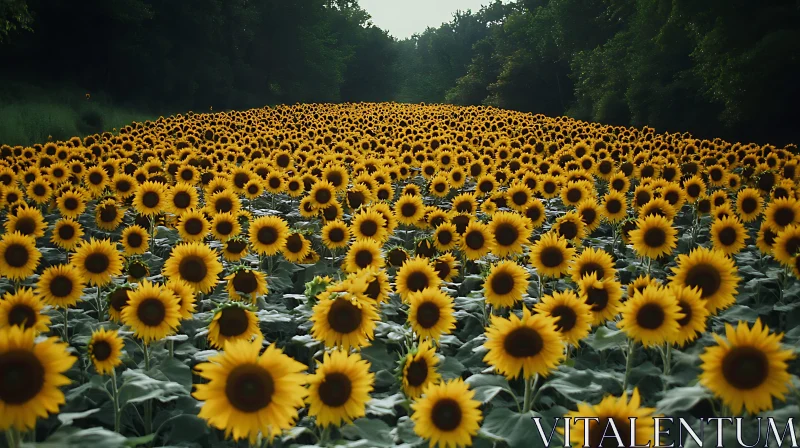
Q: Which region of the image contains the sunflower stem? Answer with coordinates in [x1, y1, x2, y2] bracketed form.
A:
[622, 340, 636, 391]
[663, 343, 672, 377]
[319, 426, 330, 445]
[522, 374, 538, 413]
[143, 343, 153, 435]
[112, 370, 121, 433]
[168, 339, 174, 358]
[96, 286, 104, 321]
[4, 428, 19, 448]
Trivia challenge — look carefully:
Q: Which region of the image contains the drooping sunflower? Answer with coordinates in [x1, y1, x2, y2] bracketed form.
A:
[321, 220, 350, 249]
[121, 279, 181, 344]
[618, 285, 682, 347]
[772, 224, 800, 266]
[671, 285, 709, 347]
[225, 268, 268, 303]
[193, 340, 308, 445]
[176, 209, 210, 242]
[0, 288, 51, 333]
[310, 289, 379, 349]
[394, 194, 425, 226]
[0, 231, 41, 280]
[459, 220, 494, 260]
[222, 236, 249, 262]
[534, 290, 593, 346]
[577, 272, 623, 325]
[5, 206, 46, 238]
[95, 198, 124, 231]
[400, 340, 441, 399]
[488, 211, 531, 258]
[87, 328, 124, 375]
[601, 190, 628, 223]
[569, 247, 616, 283]
[36, 264, 85, 308]
[710, 215, 749, 255]
[629, 214, 677, 259]
[669, 246, 740, 314]
[736, 187, 764, 222]
[248, 215, 289, 256]
[71, 238, 124, 286]
[433, 252, 459, 283]
[210, 212, 240, 241]
[561, 388, 655, 448]
[133, 181, 166, 216]
[120, 225, 150, 256]
[410, 379, 483, 448]
[764, 197, 800, 233]
[207, 303, 262, 349]
[162, 242, 224, 294]
[407, 287, 456, 341]
[306, 349, 374, 428]
[528, 232, 575, 279]
[756, 221, 779, 256]
[396, 256, 442, 302]
[483, 261, 529, 308]
[0, 325, 76, 431]
[483, 306, 564, 379]
[699, 319, 794, 415]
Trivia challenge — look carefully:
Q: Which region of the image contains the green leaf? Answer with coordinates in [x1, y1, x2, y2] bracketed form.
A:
[366, 393, 404, 417]
[156, 357, 192, 391]
[56, 408, 101, 426]
[480, 408, 552, 448]
[118, 368, 189, 406]
[35, 426, 128, 448]
[656, 386, 713, 414]
[340, 418, 395, 447]
[584, 325, 626, 351]
[465, 374, 513, 404]
[438, 355, 466, 380]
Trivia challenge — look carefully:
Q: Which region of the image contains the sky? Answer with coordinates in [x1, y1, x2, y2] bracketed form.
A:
[359, 0, 495, 39]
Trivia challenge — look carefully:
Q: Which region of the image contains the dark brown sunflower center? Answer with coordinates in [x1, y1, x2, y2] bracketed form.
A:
[636, 303, 665, 330]
[247, 184, 259, 195]
[226, 239, 247, 254]
[558, 221, 579, 240]
[605, 199, 622, 214]
[774, 207, 795, 228]
[643, 227, 666, 248]
[677, 301, 692, 327]
[416, 301, 440, 329]
[388, 249, 408, 267]
[85, 252, 111, 274]
[33, 184, 46, 197]
[490, 272, 515, 296]
[216, 220, 233, 236]
[540, 246, 565, 268]
[611, 179, 626, 191]
[178, 255, 208, 283]
[434, 260, 451, 280]
[215, 197, 233, 213]
[257, 226, 278, 245]
[92, 340, 112, 362]
[437, 230, 453, 246]
[360, 220, 378, 237]
[510, 191, 527, 206]
[127, 232, 144, 248]
[405, 358, 428, 387]
[366, 278, 382, 301]
[110, 288, 131, 312]
[327, 298, 363, 334]
[526, 206, 542, 223]
[314, 188, 332, 205]
[56, 224, 75, 241]
[580, 262, 604, 280]
[684, 263, 721, 299]
[455, 201, 472, 213]
[355, 248, 374, 269]
[89, 172, 103, 185]
[8, 304, 37, 328]
[180, 170, 193, 181]
[14, 217, 36, 236]
[0, 349, 46, 405]
[721, 346, 769, 390]
[495, 223, 518, 246]
[401, 203, 417, 218]
[635, 192, 651, 207]
[589, 418, 632, 448]
[142, 191, 160, 209]
[465, 231, 485, 250]
[319, 372, 352, 407]
[269, 177, 282, 189]
[173, 191, 192, 209]
[580, 208, 597, 226]
[328, 227, 345, 243]
[99, 204, 118, 223]
[232, 271, 258, 294]
[718, 226, 738, 247]
[782, 236, 800, 258]
[218, 307, 250, 337]
[137, 298, 166, 326]
[741, 197, 757, 214]
[4, 243, 30, 268]
[128, 262, 148, 279]
[49, 275, 74, 298]
[566, 188, 582, 203]
[431, 398, 462, 431]
[184, 218, 204, 236]
[233, 173, 249, 189]
[116, 181, 131, 193]
[406, 271, 430, 293]
[551, 305, 578, 332]
[503, 326, 543, 358]
[225, 364, 275, 412]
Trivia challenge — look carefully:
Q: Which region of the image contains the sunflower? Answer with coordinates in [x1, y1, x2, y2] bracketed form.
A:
[629, 214, 677, 259]
[207, 189, 241, 215]
[351, 209, 387, 242]
[225, 268, 268, 303]
[483, 261, 529, 308]
[92, 198, 123, 231]
[561, 388, 655, 448]
[36, 264, 85, 308]
[121, 279, 181, 344]
[431, 222, 457, 252]
[121, 225, 150, 255]
[163, 242, 224, 294]
[459, 220, 494, 260]
[524, 199, 546, 229]
[107, 285, 132, 323]
[756, 221, 779, 256]
[483, 306, 563, 379]
[408, 287, 456, 341]
[710, 215, 749, 255]
[576, 199, 602, 233]
[309, 180, 336, 209]
[71, 238, 123, 286]
[772, 224, 800, 266]
[534, 290, 592, 346]
[638, 197, 677, 221]
[207, 303, 262, 349]
[400, 340, 441, 399]
[0, 326, 76, 431]
[669, 246, 739, 314]
[560, 181, 590, 207]
[87, 328, 124, 375]
[26, 179, 52, 204]
[167, 182, 199, 214]
[248, 215, 289, 256]
[683, 175, 706, 203]
[736, 187, 763, 222]
[306, 349, 374, 428]
[433, 252, 459, 282]
[343, 238, 384, 273]
[395, 194, 425, 226]
[570, 247, 616, 283]
[6, 206, 46, 238]
[0, 288, 51, 333]
[133, 181, 166, 216]
[164, 279, 196, 319]
[396, 256, 442, 302]
[211, 212, 240, 241]
[661, 183, 686, 210]
[111, 173, 137, 200]
[764, 197, 800, 233]
[411, 378, 482, 448]
[552, 210, 586, 242]
[506, 182, 533, 211]
[528, 232, 574, 279]
[221, 236, 249, 262]
[672, 285, 709, 347]
[601, 191, 628, 223]
[176, 209, 210, 242]
[0, 232, 41, 280]
[577, 272, 623, 325]
[618, 284, 682, 347]
[310, 289, 379, 349]
[321, 220, 350, 249]
[699, 319, 794, 415]
[193, 339, 308, 444]
[488, 211, 531, 258]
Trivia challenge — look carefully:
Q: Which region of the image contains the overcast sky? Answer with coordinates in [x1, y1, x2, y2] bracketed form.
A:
[360, 0, 495, 39]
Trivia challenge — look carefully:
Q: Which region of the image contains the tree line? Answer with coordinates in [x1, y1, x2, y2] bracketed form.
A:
[1, 0, 798, 145]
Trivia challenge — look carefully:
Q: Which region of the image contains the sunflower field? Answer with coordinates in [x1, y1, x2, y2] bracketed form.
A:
[0, 102, 799, 448]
